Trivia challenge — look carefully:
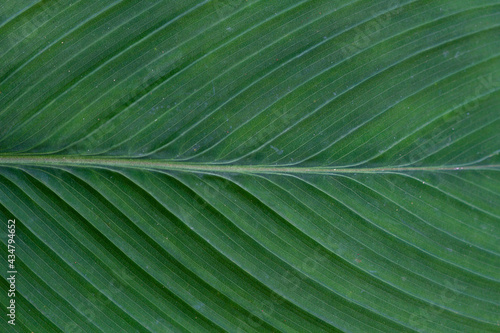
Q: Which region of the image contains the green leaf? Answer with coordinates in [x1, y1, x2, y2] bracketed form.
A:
[0, 0, 499, 332]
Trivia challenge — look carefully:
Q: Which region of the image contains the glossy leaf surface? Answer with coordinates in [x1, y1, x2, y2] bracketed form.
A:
[0, 1, 499, 332]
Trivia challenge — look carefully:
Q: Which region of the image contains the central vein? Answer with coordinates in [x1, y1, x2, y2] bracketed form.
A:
[0, 155, 497, 174]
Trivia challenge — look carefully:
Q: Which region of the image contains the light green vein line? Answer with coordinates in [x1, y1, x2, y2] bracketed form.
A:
[0, 155, 498, 174]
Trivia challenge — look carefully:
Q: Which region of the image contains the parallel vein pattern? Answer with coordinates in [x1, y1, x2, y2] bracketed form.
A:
[0, 1, 499, 332]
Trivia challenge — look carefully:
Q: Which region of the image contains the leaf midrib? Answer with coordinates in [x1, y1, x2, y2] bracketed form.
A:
[0, 155, 497, 174]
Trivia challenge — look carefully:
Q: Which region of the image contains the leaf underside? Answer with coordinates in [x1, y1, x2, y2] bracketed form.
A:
[0, 1, 499, 332]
